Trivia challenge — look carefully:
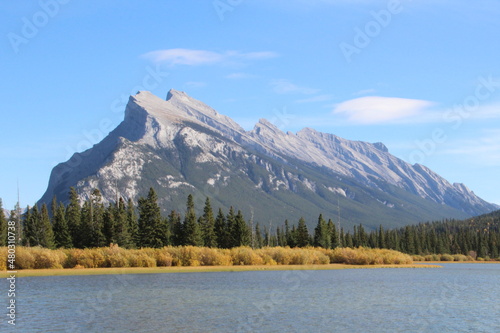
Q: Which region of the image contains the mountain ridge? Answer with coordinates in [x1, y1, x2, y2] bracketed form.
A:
[39, 89, 498, 230]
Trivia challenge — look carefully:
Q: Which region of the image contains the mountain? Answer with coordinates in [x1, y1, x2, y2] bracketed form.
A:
[39, 90, 499, 230]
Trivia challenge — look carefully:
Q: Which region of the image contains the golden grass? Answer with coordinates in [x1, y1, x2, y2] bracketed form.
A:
[0, 263, 440, 278]
[1, 245, 416, 272]
[412, 254, 478, 262]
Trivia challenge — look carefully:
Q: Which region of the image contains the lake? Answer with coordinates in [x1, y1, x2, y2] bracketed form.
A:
[9, 264, 500, 332]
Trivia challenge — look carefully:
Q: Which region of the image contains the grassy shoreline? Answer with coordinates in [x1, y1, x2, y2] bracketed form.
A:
[0, 263, 441, 278]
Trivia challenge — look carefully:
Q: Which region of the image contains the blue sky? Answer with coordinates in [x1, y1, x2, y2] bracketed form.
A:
[1, 0, 499, 210]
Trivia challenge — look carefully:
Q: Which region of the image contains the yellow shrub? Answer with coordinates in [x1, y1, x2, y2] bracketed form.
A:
[440, 254, 454, 262]
[0, 247, 7, 270]
[15, 247, 36, 269]
[231, 247, 263, 265]
[452, 254, 468, 262]
[129, 250, 156, 267]
[155, 248, 173, 267]
[198, 247, 232, 266]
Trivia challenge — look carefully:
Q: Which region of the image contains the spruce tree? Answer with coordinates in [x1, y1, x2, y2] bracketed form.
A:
[328, 219, 339, 249]
[214, 208, 228, 248]
[90, 189, 106, 247]
[22, 206, 36, 247]
[66, 187, 81, 247]
[201, 198, 217, 247]
[126, 198, 139, 247]
[39, 203, 55, 249]
[79, 200, 93, 248]
[232, 210, 250, 247]
[114, 198, 133, 248]
[103, 204, 116, 245]
[378, 225, 385, 249]
[53, 202, 72, 248]
[296, 217, 310, 247]
[138, 188, 164, 248]
[313, 214, 331, 248]
[226, 207, 237, 248]
[183, 194, 203, 246]
[169, 210, 183, 246]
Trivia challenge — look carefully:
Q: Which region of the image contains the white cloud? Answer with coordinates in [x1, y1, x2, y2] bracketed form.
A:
[143, 49, 278, 66]
[270, 79, 319, 95]
[332, 96, 435, 124]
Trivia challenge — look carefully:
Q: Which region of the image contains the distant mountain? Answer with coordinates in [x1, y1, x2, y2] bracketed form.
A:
[39, 90, 499, 230]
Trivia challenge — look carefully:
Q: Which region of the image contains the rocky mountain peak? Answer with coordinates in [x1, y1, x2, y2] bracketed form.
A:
[39, 89, 499, 228]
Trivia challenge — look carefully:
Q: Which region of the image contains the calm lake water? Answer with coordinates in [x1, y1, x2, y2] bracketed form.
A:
[8, 264, 500, 332]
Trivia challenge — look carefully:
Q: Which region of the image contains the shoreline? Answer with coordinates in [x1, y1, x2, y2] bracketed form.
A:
[0, 263, 441, 277]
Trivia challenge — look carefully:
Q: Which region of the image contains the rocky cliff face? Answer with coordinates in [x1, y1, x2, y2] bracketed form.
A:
[39, 90, 498, 229]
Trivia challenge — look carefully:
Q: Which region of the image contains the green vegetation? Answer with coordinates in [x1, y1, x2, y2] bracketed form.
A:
[1, 187, 499, 269]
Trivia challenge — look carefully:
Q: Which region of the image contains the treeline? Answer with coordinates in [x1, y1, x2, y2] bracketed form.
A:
[0, 188, 499, 259]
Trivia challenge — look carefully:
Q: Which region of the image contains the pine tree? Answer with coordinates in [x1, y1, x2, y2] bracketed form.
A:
[113, 198, 133, 248]
[289, 225, 297, 248]
[103, 204, 116, 245]
[232, 210, 250, 247]
[378, 225, 385, 249]
[226, 207, 237, 248]
[169, 210, 183, 246]
[0, 199, 6, 246]
[66, 187, 81, 247]
[126, 198, 139, 248]
[39, 203, 55, 249]
[53, 202, 72, 248]
[314, 214, 331, 248]
[138, 188, 164, 248]
[24, 205, 54, 248]
[79, 200, 93, 247]
[22, 206, 35, 247]
[328, 219, 339, 249]
[403, 225, 415, 254]
[201, 197, 217, 247]
[90, 189, 106, 247]
[214, 208, 228, 248]
[183, 194, 203, 246]
[296, 217, 310, 247]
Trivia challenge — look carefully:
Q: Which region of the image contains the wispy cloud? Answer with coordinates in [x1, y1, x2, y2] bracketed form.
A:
[332, 96, 435, 124]
[442, 129, 500, 166]
[352, 88, 376, 96]
[143, 49, 279, 66]
[270, 79, 319, 95]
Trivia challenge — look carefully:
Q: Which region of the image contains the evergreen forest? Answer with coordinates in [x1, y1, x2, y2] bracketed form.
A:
[1, 187, 499, 260]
